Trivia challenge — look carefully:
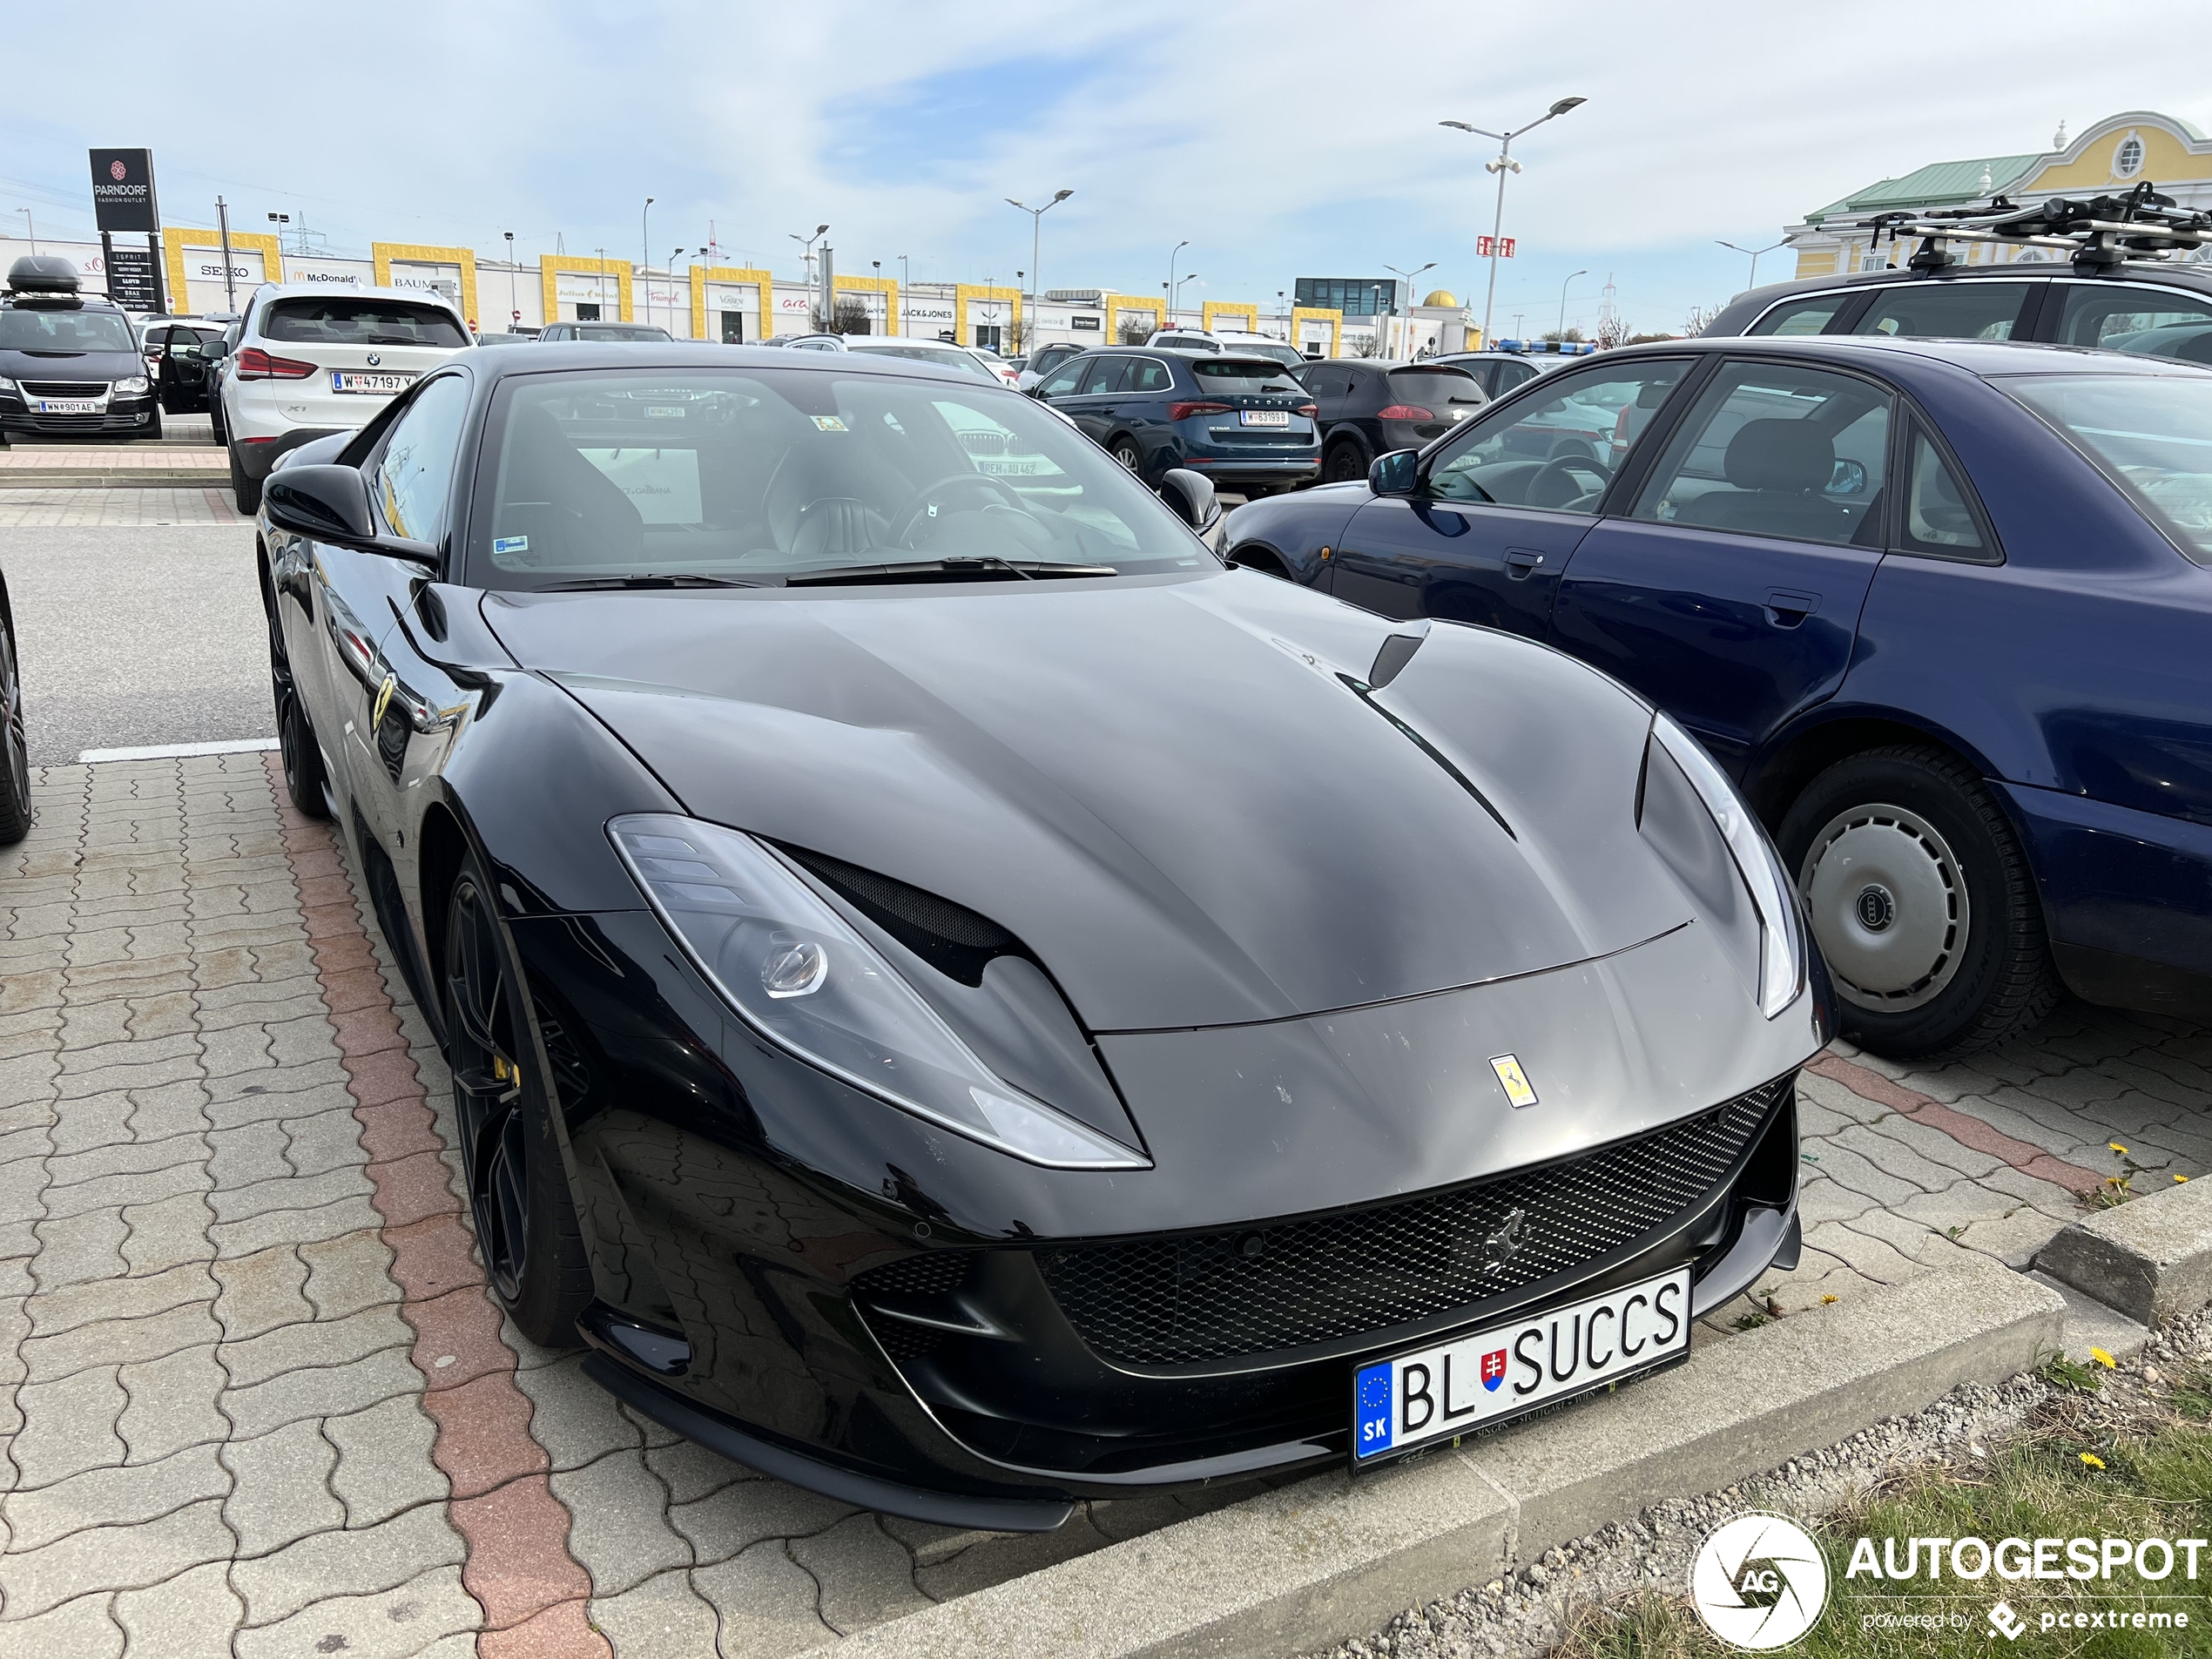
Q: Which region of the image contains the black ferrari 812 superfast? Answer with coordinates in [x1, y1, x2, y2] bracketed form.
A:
[255, 344, 1828, 1529]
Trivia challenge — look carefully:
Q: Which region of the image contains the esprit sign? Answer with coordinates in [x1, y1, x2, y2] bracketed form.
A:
[88, 148, 160, 233]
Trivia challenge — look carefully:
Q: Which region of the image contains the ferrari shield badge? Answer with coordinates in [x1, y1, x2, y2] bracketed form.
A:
[373, 673, 396, 728]
[1490, 1054, 1538, 1109]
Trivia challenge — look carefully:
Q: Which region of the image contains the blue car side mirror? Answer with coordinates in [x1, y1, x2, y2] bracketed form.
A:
[1369, 449, 1420, 497]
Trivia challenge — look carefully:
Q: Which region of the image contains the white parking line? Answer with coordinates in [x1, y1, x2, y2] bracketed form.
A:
[78, 737, 280, 763]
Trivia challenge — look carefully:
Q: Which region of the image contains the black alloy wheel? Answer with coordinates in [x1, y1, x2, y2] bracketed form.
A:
[1323, 436, 1370, 484]
[266, 600, 329, 819]
[0, 620, 31, 845]
[1778, 745, 2060, 1057]
[443, 854, 591, 1345]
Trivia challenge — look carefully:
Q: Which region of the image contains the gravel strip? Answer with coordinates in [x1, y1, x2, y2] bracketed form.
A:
[1309, 1308, 2212, 1659]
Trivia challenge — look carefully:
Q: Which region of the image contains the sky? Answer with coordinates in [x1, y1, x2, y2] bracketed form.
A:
[8, 0, 2212, 337]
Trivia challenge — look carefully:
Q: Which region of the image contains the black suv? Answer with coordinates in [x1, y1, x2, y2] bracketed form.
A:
[0, 256, 160, 443]
[1704, 187, 2212, 359]
[1298, 360, 1487, 483]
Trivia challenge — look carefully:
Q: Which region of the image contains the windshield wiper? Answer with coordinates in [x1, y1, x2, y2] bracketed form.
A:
[782, 557, 1118, 587]
[536, 574, 758, 591]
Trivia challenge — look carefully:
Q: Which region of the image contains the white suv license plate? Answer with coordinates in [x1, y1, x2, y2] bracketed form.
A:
[37, 399, 101, 415]
[1353, 1265, 1690, 1465]
[1240, 409, 1290, 427]
[332, 371, 417, 395]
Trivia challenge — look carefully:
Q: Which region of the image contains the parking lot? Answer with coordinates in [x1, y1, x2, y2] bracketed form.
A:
[0, 462, 2203, 1651]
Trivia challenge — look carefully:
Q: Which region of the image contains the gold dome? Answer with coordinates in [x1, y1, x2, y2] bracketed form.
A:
[1422, 288, 1459, 307]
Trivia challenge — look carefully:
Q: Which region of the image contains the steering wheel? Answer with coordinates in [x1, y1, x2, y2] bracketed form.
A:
[1527, 452, 1610, 510]
[888, 472, 1030, 549]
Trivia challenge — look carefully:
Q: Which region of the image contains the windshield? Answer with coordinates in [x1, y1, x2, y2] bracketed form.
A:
[570, 324, 672, 341]
[1190, 358, 1305, 393]
[263, 299, 469, 347]
[0, 309, 138, 353]
[845, 342, 1000, 382]
[1223, 341, 1305, 370]
[2002, 372, 2212, 566]
[469, 368, 1216, 590]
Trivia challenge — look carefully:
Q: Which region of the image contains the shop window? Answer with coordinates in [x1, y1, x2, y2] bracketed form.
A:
[576, 303, 601, 321]
[974, 325, 1003, 351]
[719, 312, 744, 343]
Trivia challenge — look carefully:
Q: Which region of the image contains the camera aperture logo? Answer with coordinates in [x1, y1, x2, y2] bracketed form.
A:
[1690, 1514, 1831, 1649]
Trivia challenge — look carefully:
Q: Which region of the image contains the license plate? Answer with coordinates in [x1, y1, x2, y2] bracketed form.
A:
[37, 399, 100, 415]
[1240, 409, 1291, 428]
[332, 371, 417, 395]
[1352, 1266, 1690, 1465]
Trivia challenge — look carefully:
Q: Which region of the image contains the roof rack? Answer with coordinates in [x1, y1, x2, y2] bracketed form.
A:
[1858, 180, 2212, 273]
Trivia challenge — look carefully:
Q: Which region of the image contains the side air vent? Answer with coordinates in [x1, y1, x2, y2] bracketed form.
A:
[781, 846, 1024, 986]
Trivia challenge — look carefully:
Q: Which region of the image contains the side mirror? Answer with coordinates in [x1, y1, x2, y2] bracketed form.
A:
[206, 338, 231, 359]
[1828, 457, 1868, 496]
[1368, 448, 1420, 496]
[1158, 468, 1220, 533]
[264, 464, 438, 565]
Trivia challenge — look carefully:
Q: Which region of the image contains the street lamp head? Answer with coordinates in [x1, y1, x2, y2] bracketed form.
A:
[1007, 199, 1027, 210]
[1051, 188, 1073, 203]
[645, 196, 655, 206]
[816, 224, 829, 235]
[1548, 96, 1587, 116]
[1440, 120, 1475, 132]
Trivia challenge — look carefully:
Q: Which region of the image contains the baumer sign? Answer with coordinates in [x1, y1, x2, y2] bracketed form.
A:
[89, 148, 159, 233]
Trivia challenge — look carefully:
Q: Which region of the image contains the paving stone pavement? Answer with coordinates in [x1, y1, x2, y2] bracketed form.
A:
[1, 755, 2203, 1654]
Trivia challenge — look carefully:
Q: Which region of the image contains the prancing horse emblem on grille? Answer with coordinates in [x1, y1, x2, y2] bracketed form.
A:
[1482, 1208, 1528, 1273]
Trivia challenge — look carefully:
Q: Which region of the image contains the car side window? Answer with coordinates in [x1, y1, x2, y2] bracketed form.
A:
[1630, 361, 1891, 547]
[1848, 281, 2033, 341]
[1039, 357, 1089, 397]
[1077, 356, 1130, 394]
[371, 374, 470, 543]
[2051, 284, 2212, 362]
[1747, 294, 1852, 336]
[1129, 359, 1172, 393]
[1498, 362, 1540, 392]
[1303, 365, 1348, 401]
[1427, 361, 1689, 510]
[1898, 426, 1989, 559]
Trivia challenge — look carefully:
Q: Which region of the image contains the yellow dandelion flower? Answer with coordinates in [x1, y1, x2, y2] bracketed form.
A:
[2090, 1347, 2117, 1369]
[2080, 1453, 2106, 1470]
[2110, 1143, 2129, 1156]
[2178, 1175, 2190, 1184]
[1821, 1293, 1838, 1305]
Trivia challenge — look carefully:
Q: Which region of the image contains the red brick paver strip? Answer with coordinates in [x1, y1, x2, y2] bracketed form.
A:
[266, 754, 610, 1658]
[1807, 1050, 2105, 1196]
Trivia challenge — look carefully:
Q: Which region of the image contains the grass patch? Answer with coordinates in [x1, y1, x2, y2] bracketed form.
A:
[1559, 1362, 2212, 1659]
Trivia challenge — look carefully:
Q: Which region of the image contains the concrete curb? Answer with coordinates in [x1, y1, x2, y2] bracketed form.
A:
[0, 469, 228, 489]
[825, 1256, 2062, 1659]
[2037, 1176, 2212, 1325]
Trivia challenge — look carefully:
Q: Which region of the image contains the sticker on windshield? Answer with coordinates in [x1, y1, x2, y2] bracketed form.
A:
[811, 415, 850, 432]
[492, 536, 529, 555]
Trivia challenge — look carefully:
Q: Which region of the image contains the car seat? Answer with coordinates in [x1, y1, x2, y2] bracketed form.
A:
[1673, 419, 1855, 541]
[490, 402, 644, 565]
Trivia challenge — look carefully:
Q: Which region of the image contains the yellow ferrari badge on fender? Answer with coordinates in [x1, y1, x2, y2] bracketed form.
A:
[1490, 1054, 1539, 1109]
[373, 674, 395, 727]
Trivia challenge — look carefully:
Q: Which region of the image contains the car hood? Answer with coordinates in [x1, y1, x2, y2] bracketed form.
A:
[0, 347, 145, 379]
[484, 570, 1691, 1032]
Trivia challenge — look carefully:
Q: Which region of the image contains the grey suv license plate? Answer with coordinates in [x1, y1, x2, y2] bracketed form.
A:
[1352, 1266, 1690, 1465]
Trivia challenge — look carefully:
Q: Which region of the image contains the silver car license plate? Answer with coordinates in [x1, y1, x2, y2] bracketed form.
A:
[1352, 1265, 1690, 1465]
[1240, 409, 1290, 428]
[332, 371, 417, 395]
[37, 399, 101, 415]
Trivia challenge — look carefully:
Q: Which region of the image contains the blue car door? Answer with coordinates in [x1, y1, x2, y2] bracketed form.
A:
[1327, 359, 1693, 632]
[1547, 357, 1892, 775]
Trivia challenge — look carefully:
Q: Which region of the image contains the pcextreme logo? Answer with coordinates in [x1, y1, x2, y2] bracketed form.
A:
[1689, 1514, 1831, 1649]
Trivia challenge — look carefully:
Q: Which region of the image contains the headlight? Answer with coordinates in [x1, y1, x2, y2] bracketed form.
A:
[0, 375, 16, 395]
[115, 375, 150, 395]
[610, 814, 1149, 1170]
[1646, 714, 1806, 1018]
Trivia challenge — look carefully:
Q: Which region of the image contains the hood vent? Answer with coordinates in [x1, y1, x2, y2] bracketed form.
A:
[782, 845, 1024, 987]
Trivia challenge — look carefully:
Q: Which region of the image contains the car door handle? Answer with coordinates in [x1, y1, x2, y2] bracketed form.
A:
[1504, 549, 1546, 580]
[1764, 588, 1821, 627]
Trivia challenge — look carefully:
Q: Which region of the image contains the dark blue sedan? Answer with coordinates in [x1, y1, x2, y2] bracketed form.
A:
[1031, 347, 1320, 496]
[1221, 336, 2212, 1055]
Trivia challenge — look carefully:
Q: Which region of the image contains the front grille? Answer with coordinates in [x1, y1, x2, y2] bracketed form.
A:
[21, 381, 109, 398]
[1037, 1076, 1790, 1366]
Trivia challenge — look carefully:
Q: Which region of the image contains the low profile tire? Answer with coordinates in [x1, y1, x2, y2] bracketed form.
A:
[0, 620, 31, 846]
[266, 601, 330, 821]
[1323, 436, 1370, 484]
[443, 852, 593, 1346]
[231, 445, 260, 516]
[1110, 438, 1143, 478]
[1778, 745, 2060, 1057]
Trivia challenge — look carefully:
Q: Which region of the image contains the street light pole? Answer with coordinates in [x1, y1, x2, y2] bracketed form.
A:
[216, 197, 236, 311]
[503, 232, 517, 327]
[1440, 96, 1586, 349]
[17, 208, 35, 255]
[1557, 268, 1588, 338]
[640, 199, 654, 328]
[1006, 190, 1073, 358]
[1384, 261, 1435, 358]
[1717, 239, 1789, 290]
[1166, 239, 1189, 327]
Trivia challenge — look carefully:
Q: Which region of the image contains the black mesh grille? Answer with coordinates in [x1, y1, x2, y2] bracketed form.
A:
[1036, 1077, 1791, 1366]
[859, 1251, 974, 1300]
[21, 381, 108, 397]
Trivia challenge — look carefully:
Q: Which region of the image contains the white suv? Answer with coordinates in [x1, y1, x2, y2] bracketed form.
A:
[220, 284, 471, 511]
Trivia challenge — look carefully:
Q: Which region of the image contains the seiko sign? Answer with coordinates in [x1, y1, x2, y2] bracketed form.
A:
[88, 149, 160, 233]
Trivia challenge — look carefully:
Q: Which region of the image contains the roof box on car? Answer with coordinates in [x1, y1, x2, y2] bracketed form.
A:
[6, 255, 84, 294]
